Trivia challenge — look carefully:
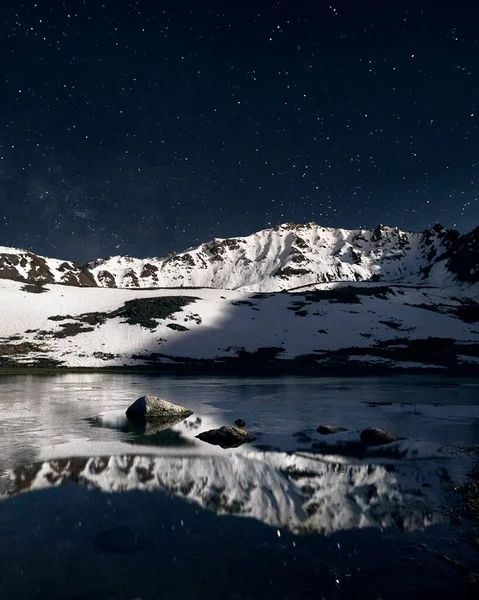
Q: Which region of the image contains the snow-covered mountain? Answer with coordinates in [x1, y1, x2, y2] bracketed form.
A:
[1, 222, 477, 291]
[3, 450, 448, 535]
[1, 222, 478, 372]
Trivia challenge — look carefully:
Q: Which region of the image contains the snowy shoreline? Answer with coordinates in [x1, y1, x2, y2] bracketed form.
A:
[0, 363, 478, 376]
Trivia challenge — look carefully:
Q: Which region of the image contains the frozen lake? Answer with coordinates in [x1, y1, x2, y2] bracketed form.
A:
[0, 373, 478, 599]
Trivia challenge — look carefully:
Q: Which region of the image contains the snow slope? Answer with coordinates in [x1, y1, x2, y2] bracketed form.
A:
[0, 278, 477, 370]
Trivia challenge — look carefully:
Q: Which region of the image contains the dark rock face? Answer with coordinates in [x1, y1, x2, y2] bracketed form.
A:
[445, 225, 479, 283]
[0, 252, 53, 283]
[0, 250, 98, 287]
[125, 395, 192, 421]
[0, 253, 24, 281]
[360, 427, 404, 446]
[124, 269, 140, 287]
[196, 425, 254, 449]
[25, 253, 55, 283]
[97, 270, 116, 287]
[140, 263, 159, 280]
[77, 268, 98, 287]
[235, 419, 246, 427]
[316, 425, 348, 435]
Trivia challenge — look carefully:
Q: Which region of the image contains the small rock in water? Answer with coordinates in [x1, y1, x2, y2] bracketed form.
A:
[235, 418, 246, 427]
[196, 425, 254, 449]
[126, 395, 192, 421]
[316, 424, 348, 435]
[360, 426, 404, 446]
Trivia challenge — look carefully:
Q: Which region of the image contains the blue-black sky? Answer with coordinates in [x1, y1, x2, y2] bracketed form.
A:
[1, 0, 478, 261]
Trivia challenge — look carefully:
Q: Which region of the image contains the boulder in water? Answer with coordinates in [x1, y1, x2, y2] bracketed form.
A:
[235, 418, 246, 427]
[360, 427, 404, 446]
[126, 395, 192, 421]
[196, 425, 254, 449]
[316, 424, 348, 435]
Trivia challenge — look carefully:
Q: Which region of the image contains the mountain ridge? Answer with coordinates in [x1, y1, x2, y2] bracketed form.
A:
[1, 222, 477, 291]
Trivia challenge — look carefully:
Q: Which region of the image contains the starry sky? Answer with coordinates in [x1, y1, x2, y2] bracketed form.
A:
[1, 0, 478, 262]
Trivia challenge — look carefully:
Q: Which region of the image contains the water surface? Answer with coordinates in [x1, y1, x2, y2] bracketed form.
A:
[0, 374, 478, 599]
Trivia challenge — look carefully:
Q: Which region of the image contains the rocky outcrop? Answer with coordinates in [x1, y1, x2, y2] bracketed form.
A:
[444, 225, 479, 283]
[125, 395, 192, 421]
[360, 427, 404, 446]
[0, 249, 97, 287]
[196, 425, 254, 449]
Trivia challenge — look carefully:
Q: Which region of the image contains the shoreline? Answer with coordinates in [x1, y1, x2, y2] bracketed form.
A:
[0, 363, 478, 377]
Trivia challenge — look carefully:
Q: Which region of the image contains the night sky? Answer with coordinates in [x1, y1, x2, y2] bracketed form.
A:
[1, 1, 478, 262]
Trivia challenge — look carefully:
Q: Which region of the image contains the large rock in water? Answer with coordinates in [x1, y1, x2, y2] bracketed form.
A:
[196, 425, 254, 449]
[360, 427, 404, 446]
[126, 395, 192, 421]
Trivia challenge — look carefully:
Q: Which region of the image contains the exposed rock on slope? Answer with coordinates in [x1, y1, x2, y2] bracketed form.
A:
[443, 225, 479, 283]
[0, 247, 96, 287]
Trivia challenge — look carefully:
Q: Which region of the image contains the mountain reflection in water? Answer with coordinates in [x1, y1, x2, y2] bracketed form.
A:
[4, 447, 450, 535]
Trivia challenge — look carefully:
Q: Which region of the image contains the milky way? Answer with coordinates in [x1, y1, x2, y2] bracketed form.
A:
[0, 0, 478, 261]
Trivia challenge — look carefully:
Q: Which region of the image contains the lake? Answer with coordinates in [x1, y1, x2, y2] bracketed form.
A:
[0, 374, 478, 599]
